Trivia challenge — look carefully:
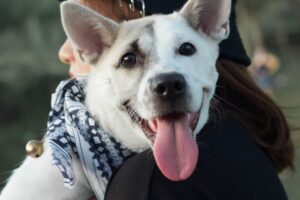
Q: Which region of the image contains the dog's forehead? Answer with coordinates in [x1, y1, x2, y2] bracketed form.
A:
[116, 14, 188, 45]
[116, 17, 156, 47]
[115, 13, 188, 53]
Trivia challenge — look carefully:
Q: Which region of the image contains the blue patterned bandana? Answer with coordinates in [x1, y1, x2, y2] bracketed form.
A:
[46, 79, 135, 199]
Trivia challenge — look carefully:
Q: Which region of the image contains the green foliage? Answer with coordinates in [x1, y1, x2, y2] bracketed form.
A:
[0, 0, 68, 86]
[0, 0, 59, 29]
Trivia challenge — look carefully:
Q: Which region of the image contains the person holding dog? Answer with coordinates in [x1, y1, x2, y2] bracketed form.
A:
[0, 0, 293, 199]
[58, 0, 293, 200]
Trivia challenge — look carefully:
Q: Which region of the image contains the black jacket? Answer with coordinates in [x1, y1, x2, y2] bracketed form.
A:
[105, 116, 288, 200]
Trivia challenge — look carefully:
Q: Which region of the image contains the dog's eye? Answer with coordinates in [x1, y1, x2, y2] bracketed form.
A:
[178, 42, 196, 56]
[121, 52, 137, 67]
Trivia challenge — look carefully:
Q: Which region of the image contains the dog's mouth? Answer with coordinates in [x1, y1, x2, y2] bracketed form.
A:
[122, 100, 203, 181]
[122, 101, 201, 141]
[121, 100, 157, 141]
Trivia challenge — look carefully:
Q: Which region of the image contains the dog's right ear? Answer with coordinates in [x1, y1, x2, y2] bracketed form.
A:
[60, 2, 119, 64]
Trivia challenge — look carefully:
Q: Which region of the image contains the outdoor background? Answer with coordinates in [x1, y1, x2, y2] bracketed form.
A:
[0, 0, 299, 199]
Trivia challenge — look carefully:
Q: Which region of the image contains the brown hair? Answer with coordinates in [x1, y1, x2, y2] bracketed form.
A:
[81, 0, 294, 172]
[81, 0, 141, 22]
[215, 59, 294, 172]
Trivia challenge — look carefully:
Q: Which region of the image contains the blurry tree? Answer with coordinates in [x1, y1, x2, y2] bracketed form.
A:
[0, 0, 67, 85]
[238, 0, 300, 56]
[0, 0, 67, 186]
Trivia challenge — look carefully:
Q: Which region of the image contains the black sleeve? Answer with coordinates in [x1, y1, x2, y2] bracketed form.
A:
[105, 117, 288, 200]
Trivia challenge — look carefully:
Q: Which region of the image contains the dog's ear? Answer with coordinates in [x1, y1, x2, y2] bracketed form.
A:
[180, 0, 231, 43]
[60, 2, 119, 64]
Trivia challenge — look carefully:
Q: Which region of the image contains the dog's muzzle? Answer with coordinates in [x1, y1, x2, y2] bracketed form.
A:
[120, 72, 204, 182]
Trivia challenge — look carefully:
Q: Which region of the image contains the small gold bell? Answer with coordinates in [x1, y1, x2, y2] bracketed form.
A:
[26, 140, 44, 158]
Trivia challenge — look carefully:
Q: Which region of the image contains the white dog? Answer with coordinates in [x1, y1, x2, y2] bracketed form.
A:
[0, 0, 231, 199]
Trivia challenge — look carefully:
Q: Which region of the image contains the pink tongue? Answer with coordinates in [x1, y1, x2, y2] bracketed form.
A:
[153, 114, 198, 181]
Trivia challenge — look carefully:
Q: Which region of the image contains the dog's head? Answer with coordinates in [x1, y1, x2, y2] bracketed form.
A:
[61, 0, 231, 181]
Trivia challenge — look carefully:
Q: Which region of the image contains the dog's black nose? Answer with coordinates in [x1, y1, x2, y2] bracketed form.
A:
[151, 73, 186, 101]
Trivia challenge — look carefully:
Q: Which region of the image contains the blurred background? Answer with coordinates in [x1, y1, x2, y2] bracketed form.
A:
[0, 0, 299, 198]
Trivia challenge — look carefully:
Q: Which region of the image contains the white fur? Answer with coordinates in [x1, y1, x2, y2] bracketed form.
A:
[0, 142, 93, 200]
[0, 0, 231, 199]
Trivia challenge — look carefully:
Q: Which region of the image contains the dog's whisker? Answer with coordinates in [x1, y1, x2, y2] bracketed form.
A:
[93, 76, 111, 80]
[209, 106, 216, 121]
[128, 101, 139, 111]
[86, 81, 111, 91]
[216, 84, 227, 90]
[73, 74, 89, 79]
[209, 99, 220, 121]
[111, 108, 119, 130]
[94, 107, 118, 119]
[214, 94, 244, 113]
[129, 109, 135, 118]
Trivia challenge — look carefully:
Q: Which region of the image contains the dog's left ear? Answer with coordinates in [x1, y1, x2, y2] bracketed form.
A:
[61, 2, 119, 64]
[180, 0, 231, 43]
